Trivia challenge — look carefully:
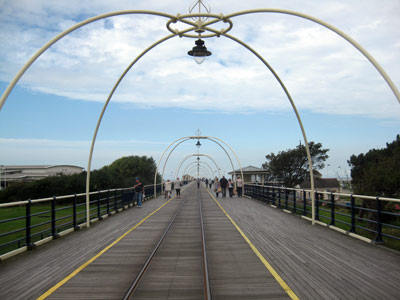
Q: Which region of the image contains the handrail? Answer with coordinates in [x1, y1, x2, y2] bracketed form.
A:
[244, 183, 400, 203]
[0, 184, 162, 208]
[243, 184, 400, 247]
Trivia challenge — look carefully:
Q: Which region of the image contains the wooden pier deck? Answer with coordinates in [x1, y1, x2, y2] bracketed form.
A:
[0, 183, 399, 299]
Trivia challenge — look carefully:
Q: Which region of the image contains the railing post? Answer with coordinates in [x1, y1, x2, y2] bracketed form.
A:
[330, 192, 335, 226]
[272, 187, 275, 206]
[51, 196, 60, 239]
[285, 189, 288, 209]
[303, 190, 307, 216]
[315, 192, 320, 221]
[97, 190, 103, 220]
[373, 197, 384, 244]
[292, 190, 296, 214]
[73, 194, 80, 230]
[278, 188, 281, 208]
[26, 200, 35, 250]
[350, 194, 356, 233]
[114, 189, 118, 213]
[107, 189, 111, 216]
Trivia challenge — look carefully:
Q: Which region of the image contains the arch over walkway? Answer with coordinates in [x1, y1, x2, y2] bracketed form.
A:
[181, 161, 215, 179]
[1, 9, 398, 228]
[154, 136, 243, 197]
[176, 154, 221, 179]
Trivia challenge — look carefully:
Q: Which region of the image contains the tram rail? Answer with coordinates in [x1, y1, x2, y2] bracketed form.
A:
[123, 188, 211, 300]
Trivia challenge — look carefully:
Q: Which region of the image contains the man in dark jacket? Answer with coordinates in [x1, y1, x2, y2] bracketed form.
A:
[133, 178, 144, 207]
[219, 176, 228, 197]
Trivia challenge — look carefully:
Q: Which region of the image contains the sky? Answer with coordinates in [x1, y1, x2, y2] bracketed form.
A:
[0, 0, 399, 181]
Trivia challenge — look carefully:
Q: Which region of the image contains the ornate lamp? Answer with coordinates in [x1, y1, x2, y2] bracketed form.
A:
[196, 140, 202, 147]
[188, 39, 212, 64]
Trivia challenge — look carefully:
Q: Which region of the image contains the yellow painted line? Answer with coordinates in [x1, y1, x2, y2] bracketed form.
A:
[205, 188, 300, 300]
[37, 195, 177, 300]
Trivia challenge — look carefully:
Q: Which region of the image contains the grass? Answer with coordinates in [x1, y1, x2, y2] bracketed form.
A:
[0, 201, 113, 256]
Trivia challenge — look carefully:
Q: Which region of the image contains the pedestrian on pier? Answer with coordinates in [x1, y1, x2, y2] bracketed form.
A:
[219, 176, 228, 197]
[197, 178, 200, 189]
[165, 179, 172, 199]
[214, 177, 221, 197]
[175, 177, 181, 198]
[133, 178, 144, 207]
[228, 178, 234, 198]
[236, 176, 243, 197]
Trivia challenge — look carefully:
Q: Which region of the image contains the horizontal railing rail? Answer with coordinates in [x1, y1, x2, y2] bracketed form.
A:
[0, 184, 163, 257]
[244, 183, 400, 249]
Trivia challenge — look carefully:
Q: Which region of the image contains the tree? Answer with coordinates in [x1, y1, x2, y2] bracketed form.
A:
[348, 135, 400, 224]
[0, 155, 161, 203]
[348, 135, 400, 198]
[262, 142, 329, 187]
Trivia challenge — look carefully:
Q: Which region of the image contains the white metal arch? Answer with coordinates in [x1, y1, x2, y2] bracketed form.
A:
[179, 155, 221, 176]
[185, 165, 212, 179]
[181, 161, 215, 179]
[0, 10, 397, 228]
[154, 136, 243, 196]
[174, 153, 221, 179]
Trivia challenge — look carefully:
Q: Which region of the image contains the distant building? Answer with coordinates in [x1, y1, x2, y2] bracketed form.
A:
[228, 166, 278, 184]
[0, 165, 84, 187]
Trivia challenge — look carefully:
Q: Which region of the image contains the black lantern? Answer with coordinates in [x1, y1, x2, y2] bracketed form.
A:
[188, 39, 212, 64]
[196, 140, 201, 148]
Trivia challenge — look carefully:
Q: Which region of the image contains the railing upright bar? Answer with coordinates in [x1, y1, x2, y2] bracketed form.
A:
[73, 194, 78, 230]
[107, 189, 111, 216]
[278, 188, 281, 208]
[350, 194, 356, 233]
[373, 197, 384, 244]
[285, 189, 288, 210]
[330, 192, 335, 226]
[315, 192, 320, 221]
[97, 190, 102, 220]
[51, 196, 59, 239]
[293, 189, 296, 214]
[114, 189, 118, 212]
[272, 187, 275, 206]
[303, 190, 307, 216]
[26, 200, 33, 249]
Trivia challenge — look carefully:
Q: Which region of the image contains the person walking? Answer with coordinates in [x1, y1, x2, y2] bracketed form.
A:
[165, 179, 172, 199]
[197, 178, 200, 189]
[214, 177, 220, 198]
[219, 176, 228, 198]
[205, 178, 209, 188]
[228, 178, 234, 198]
[236, 176, 243, 197]
[175, 177, 181, 198]
[133, 177, 144, 207]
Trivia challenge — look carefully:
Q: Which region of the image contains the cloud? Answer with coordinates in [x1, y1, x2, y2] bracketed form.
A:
[0, 137, 170, 169]
[0, 0, 399, 119]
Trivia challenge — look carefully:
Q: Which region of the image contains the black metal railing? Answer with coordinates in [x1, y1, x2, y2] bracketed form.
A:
[244, 184, 400, 248]
[0, 184, 163, 256]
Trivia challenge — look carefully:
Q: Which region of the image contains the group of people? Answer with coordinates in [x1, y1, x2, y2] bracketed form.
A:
[209, 176, 243, 198]
[164, 177, 182, 199]
[132, 175, 243, 208]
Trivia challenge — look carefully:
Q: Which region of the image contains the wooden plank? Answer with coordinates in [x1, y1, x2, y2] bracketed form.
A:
[0, 183, 399, 300]
[216, 195, 400, 300]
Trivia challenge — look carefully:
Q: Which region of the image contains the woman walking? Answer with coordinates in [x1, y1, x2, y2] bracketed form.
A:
[214, 177, 221, 198]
